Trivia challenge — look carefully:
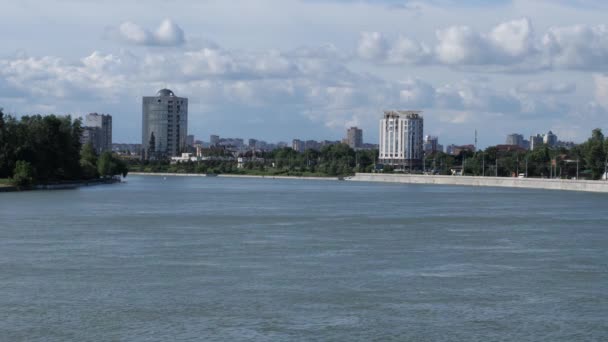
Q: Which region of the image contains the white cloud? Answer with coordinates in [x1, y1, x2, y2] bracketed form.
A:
[113, 19, 185, 46]
[387, 36, 433, 64]
[359, 18, 608, 72]
[357, 32, 388, 61]
[593, 73, 608, 109]
[515, 80, 576, 94]
[542, 24, 608, 70]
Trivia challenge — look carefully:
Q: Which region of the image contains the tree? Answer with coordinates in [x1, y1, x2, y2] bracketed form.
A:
[80, 143, 99, 179]
[12, 160, 35, 187]
[98, 151, 128, 178]
[585, 128, 605, 179]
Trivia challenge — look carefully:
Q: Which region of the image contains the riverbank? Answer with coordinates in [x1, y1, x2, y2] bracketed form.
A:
[0, 178, 122, 193]
[129, 172, 341, 181]
[348, 173, 608, 193]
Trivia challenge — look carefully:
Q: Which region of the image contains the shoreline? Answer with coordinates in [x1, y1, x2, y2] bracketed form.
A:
[348, 173, 608, 193]
[129, 172, 341, 181]
[0, 178, 122, 193]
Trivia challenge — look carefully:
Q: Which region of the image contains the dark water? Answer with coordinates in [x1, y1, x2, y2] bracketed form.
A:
[1, 175, 607, 341]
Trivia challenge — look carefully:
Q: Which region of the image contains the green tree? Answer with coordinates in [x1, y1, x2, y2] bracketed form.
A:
[80, 143, 98, 179]
[12, 160, 35, 187]
[585, 128, 605, 179]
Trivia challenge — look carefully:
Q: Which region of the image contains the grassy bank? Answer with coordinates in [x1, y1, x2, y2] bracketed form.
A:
[0, 178, 13, 187]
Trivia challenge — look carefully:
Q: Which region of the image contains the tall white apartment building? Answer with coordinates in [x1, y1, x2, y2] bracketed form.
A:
[379, 110, 424, 168]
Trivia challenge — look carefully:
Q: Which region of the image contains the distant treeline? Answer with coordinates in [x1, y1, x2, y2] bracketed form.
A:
[0, 110, 127, 186]
[130, 144, 379, 177]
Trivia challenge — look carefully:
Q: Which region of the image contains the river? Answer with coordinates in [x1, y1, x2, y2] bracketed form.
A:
[1, 175, 607, 341]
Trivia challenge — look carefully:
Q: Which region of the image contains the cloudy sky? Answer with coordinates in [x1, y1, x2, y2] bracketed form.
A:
[1, 0, 608, 147]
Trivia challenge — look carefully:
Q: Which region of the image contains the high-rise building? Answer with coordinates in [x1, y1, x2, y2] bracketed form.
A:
[82, 113, 112, 153]
[423, 135, 439, 155]
[506, 133, 525, 148]
[379, 110, 424, 168]
[186, 135, 195, 147]
[210, 135, 220, 146]
[292, 139, 305, 153]
[346, 127, 363, 149]
[142, 89, 188, 159]
[530, 134, 544, 150]
[544, 131, 558, 147]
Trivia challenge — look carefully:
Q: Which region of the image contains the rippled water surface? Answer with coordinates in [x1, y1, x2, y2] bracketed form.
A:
[1, 175, 608, 341]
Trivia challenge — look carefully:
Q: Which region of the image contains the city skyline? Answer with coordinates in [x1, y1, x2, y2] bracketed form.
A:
[2, 1, 608, 147]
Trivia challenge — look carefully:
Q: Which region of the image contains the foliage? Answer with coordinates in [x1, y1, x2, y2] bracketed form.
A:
[80, 143, 99, 179]
[12, 160, 35, 187]
[130, 143, 379, 177]
[0, 110, 83, 182]
[98, 151, 129, 178]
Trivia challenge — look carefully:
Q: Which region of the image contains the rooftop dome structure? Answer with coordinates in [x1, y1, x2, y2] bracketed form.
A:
[157, 88, 175, 97]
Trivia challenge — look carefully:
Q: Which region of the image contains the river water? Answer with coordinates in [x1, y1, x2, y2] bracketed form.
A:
[1, 175, 607, 341]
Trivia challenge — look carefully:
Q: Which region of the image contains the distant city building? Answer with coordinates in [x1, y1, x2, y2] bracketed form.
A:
[379, 110, 424, 168]
[494, 144, 528, 153]
[447, 144, 476, 156]
[556, 140, 576, 149]
[305, 140, 321, 150]
[505, 133, 525, 148]
[530, 134, 544, 150]
[292, 139, 305, 153]
[544, 131, 558, 147]
[210, 135, 220, 146]
[423, 135, 441, 155]
[112, 143, 142, 156]
[82, 113, 112, 154]
[186, 135, 195, 147]
[346, 127, 363, 149]
[142, 88, 188, 159]
[248, 139, 257, 149]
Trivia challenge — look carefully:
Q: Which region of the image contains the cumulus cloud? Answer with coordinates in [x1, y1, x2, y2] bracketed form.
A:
[358, 18, 608, 72]
[593, 73, 608, 109]
[515, 80, 576, 94]
[542, 24, 608, 70]
[0, 38, 598, 143]
[111, 19, 185, 46]
[357, 32, 389, 61]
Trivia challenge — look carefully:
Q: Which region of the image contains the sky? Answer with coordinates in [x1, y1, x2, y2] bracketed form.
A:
[1, 0, 608, 147]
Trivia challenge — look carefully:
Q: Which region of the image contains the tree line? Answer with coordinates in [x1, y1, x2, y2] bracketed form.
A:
[0, 109, 127, 186]
[426, 129, 608, 180]
[130, 143, 379, 177]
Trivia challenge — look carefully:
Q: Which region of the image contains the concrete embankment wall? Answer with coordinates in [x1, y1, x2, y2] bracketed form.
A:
[349, 173, 608, 193]
[129, 172, 339, 181]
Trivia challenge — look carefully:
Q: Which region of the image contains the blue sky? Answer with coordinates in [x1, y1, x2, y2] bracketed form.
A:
[1, 0, 608, 147]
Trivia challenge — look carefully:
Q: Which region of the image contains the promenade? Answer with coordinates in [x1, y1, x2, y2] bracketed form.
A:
[348, 173, 608, 193]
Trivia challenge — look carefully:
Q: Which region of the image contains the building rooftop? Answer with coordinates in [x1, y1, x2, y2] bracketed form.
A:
[156, 88, 175, 97]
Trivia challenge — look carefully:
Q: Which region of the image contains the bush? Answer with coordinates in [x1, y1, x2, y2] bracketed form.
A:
[12, 160, 35, 187]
